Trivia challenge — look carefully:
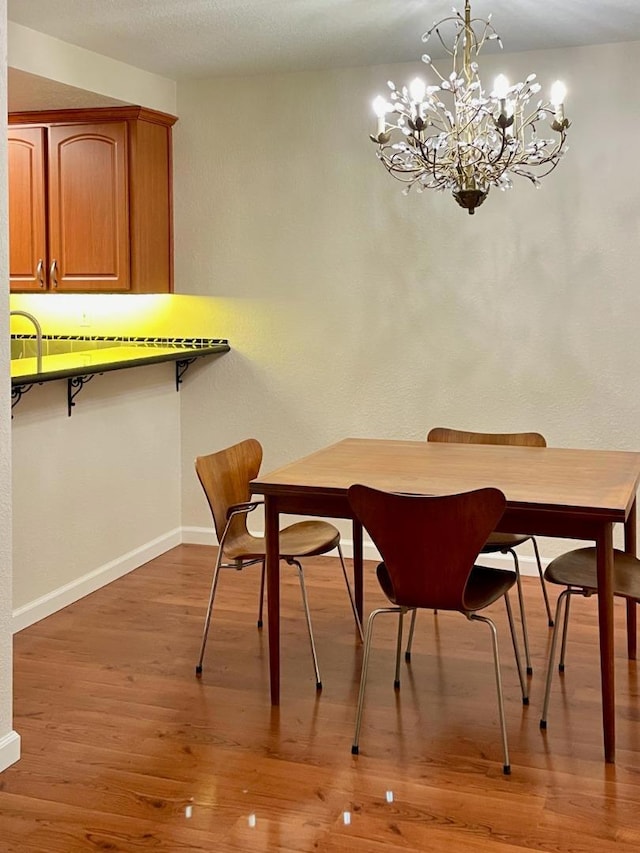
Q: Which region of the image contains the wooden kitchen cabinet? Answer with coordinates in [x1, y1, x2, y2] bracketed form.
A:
[8, 126, 47, 290]
[8, 107, 177, 293]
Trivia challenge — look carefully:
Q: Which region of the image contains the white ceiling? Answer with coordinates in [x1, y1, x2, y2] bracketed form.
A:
[8, 0, 640, 80]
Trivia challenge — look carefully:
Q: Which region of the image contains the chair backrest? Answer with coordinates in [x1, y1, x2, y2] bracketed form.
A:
[427, 427, 546, 448]
[348, 484, 506, 611]
[195, 439, 263, 546]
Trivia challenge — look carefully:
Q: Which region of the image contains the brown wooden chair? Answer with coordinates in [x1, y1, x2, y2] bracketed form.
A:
[194, 439, 363, 690]
[540, 546, 640, 728]
[348, 484, 528, 775]
[416, 427, 553, 675]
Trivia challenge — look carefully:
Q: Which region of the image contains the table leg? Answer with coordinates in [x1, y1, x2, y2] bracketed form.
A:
[352, 518, 364, 623]
[265, 496, 280, 706]
[596, 522, 615, 763]
[624, 498, 637, 661]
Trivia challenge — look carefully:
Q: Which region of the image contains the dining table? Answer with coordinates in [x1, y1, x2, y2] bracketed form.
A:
[250, 437, 640, 763]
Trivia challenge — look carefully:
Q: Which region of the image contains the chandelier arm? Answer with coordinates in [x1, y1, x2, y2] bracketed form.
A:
[416, 136, 444, 185]
[406, 132, 453, 186]
[473, 19, 500, 54]
[513, 157, 564, 180]
[384, 150, 425, 179]
[487, 127, 510, 167]
[500, 146, 520, 173]
[427, 65, 449, 85]
[430, 25, 457, 58]
[520, 105, 553, 128]
[423, 110, 450, 131]
[425, 11, 465, 56]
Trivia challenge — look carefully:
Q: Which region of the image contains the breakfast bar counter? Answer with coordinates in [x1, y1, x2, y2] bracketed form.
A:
[11, 335, 230, 414]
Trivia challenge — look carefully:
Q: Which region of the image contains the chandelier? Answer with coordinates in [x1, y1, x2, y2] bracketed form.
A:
[370, 1, 570, 214]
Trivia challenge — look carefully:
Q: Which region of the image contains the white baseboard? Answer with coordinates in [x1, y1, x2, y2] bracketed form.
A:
[12, 525, 545, 636]
[12, 528, 182, 634]
[0, 730, 21, 773]
[181, 526, 543, 577]
[182, 526, 217, 546]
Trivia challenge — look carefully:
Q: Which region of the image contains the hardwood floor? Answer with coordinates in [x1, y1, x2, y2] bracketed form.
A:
[3, 544, 640, 851]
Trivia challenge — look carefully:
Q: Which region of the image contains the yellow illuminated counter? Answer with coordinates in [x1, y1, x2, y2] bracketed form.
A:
[11, 336, 230, 415]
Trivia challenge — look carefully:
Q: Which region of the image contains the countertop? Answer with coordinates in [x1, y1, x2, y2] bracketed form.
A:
[11, 336, 230, 385]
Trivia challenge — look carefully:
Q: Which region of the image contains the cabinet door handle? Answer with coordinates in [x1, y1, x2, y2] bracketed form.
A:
[49, 259, 58, 289]
[36, 259, 45, 289]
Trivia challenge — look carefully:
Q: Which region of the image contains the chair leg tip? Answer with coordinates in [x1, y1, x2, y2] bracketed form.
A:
[257, 620, 263, 628]
[503, 764, 511, 775]
[404, 652, 411, 662]
[316, 681, 323, 691]
[522, 696, 530, 706]
[195, 665, 202, 678]
[526, 666, 533, 676]
[558, 664, 565, 673]
[393, 680, 400, 690]
[351, 745, 359, 755]
[539, 719, 547, 730]
[548, 619, 555, 628]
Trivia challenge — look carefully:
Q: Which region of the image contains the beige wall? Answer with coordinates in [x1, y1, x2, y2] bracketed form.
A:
[174, 41, 640, 558]
[11, 371, 182, 617]
[1, 0, 20, 772]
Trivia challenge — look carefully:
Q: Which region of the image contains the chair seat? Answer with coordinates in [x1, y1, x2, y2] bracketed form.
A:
[482, 532, 532, 552]
[375, 562, 516, 612]
[224, 520, 341, 561]
[463, 565, 518, 611]
[545, 547, 640, 600]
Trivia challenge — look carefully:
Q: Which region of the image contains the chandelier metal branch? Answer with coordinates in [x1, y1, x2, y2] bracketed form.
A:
[370, 1, 570, 213]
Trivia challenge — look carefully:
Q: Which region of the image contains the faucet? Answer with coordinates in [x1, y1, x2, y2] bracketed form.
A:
[10, 310, 43, 373]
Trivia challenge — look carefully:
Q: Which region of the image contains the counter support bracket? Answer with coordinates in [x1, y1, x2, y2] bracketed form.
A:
[68, 374, 96, 417]
[176, 358, 197, 391]
[12, 383, 34, 411]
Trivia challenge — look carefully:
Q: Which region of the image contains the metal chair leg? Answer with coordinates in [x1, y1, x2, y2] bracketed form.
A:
[336, 542, 364, 642]
[558, 588, 572, 672]
[531, 536, 553, 626]
[257, 559, 266, 628]
[352, 607, 401, 755]
[504, 592, 528, 704]
[469, 613, 511, 775]
[289, 558, 322, 690]
[509, 548, 533, 676]
[394, 609, 407, 688]
[405, 608, 418, 661]
[540, 588, 571, 729]
[195, 546, 225, 677]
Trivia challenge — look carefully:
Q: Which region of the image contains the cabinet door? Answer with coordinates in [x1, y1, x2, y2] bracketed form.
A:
[8, 127, 47, 291]
[47, 123, 130, 292]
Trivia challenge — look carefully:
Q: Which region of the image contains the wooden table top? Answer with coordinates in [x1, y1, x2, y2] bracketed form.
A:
[252, 438, 640, 521]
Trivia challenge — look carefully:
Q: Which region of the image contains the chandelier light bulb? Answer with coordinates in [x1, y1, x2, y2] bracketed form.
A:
[409, 77, 427, 104]
[372, 95, 389, 135]
[493, 74, 510, 99]
[550, 80, 566, 123]
[369, 0, 570, 213]
[550, 80, 567, 106]
[372, 96, 388, 117]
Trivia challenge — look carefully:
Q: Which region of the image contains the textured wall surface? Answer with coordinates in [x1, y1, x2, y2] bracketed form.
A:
[174, 40, 640, 556]
[1, 0, 16, 754]
[11, 369, 182, 611]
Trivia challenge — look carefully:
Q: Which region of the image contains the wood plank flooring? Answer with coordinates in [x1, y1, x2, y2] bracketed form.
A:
[3, 543, 640, 851]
